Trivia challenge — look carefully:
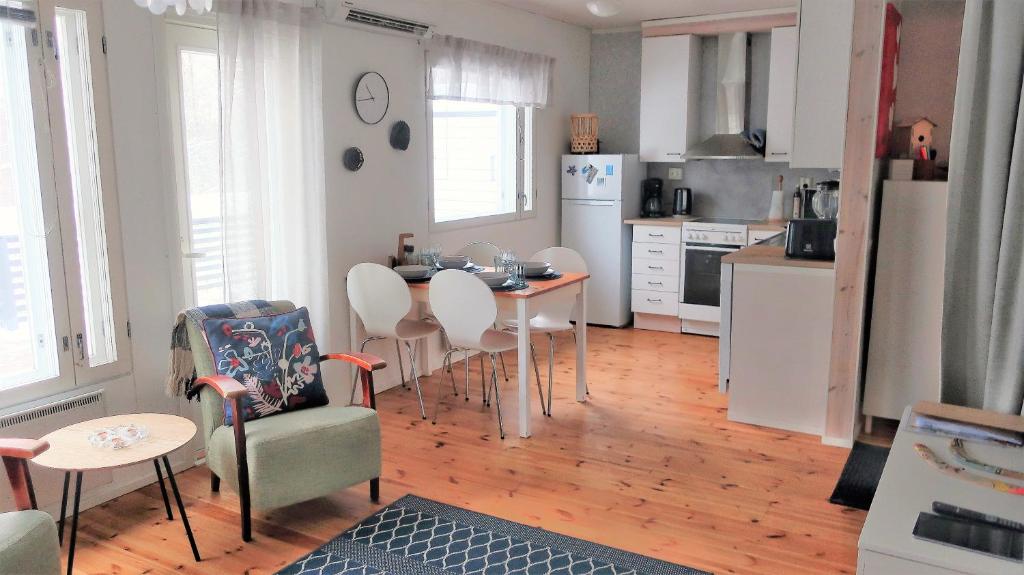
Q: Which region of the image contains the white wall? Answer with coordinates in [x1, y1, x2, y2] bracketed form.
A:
[322, 0, 591, 392]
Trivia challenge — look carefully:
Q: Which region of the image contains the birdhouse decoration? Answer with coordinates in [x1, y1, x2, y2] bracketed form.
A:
[892, 118, 937, 159]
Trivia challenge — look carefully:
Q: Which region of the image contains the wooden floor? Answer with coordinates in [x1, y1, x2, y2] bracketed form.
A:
[67, 327, 865, 574]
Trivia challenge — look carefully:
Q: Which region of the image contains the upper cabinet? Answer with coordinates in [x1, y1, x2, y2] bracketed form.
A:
[639, 35, 701, 163]
[790, 0, 854, 169]
[765, 27, 798, 163]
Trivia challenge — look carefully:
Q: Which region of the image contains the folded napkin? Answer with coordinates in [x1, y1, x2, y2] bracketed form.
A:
[167, 300, 274, 398]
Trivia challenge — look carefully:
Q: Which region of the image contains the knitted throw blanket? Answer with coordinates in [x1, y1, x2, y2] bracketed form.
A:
[167, 300, 274, 398]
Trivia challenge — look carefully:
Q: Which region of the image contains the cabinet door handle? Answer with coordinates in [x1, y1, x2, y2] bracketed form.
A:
[648, 233, 664, 237]
[648, 281, 663, 286]
[648, 265, 663, 270]
[648, 249, 663, 254]
[769, 151, 787, 156]
[646, 298, 662, 303]
[666, 152, 682, 156]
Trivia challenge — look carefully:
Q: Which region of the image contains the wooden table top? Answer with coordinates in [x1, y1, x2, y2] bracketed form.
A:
[33, 413, 197, 472]
[407, 271, 589, 299]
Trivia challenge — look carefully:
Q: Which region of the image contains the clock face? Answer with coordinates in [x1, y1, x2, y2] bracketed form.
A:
[354, 72, 389, 125]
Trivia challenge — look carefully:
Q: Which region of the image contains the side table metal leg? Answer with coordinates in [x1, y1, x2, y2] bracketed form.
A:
[58, 471, 69, 546]
[154, 459, 173, 520]
[66, 472, 83, 575]
[162, 456, 201, 561]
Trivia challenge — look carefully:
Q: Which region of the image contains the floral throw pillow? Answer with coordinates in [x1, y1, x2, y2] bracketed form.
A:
[203, 307, 329, 426]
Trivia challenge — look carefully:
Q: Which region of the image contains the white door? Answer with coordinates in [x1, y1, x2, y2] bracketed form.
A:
[561, 199, 627, 326]
[165, 23, 223, 308]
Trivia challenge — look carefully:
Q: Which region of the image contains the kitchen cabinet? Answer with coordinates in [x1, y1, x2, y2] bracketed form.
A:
[629, 224, 683, 332]
[790, 0, 854, 169]
[765, 27, 797, 163]
[639, 35, 701, 163]
[726, 262, 835, 437]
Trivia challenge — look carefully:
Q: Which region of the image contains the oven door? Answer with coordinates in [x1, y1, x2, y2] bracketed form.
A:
[681, 244, 737, 312]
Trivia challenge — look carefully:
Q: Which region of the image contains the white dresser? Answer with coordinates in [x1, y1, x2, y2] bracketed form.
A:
[628, 221, 686, 332]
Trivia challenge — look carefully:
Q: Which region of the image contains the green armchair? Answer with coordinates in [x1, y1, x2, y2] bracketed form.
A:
[0, 438, 60, 575]
[185, 301, 386, 542]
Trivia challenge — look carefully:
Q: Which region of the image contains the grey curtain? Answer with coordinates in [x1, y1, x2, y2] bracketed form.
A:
[942, 0, 1024, 415]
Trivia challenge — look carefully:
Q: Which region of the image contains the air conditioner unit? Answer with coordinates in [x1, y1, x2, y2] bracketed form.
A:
[323, 1, 434, 39]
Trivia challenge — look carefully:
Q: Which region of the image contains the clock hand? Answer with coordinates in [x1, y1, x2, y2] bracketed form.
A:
[356, 96, 375, 102]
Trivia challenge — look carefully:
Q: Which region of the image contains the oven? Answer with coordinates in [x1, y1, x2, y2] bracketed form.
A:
[679, 220, 749, 335]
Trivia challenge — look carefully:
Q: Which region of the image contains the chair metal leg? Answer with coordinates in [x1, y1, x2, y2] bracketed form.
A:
[488, 354, 505, 439]
[479, 354, 488, 406]
[499, 352, 509, 382]
[395, 340, 407, 389]
[154, 459, 174, 520]
[547, 333, 555, 417]
[530, 342, 547, 416]
[370, 477, 380, 503]
[433, 349, 455, 424]
[405, 340, 427, 419]
[464, 350, 471, 401]
[162, 456, 201, 561]
[211, 472, 220, 492]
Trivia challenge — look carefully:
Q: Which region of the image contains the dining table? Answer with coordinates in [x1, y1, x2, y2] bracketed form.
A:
[348, 269, 590, 438]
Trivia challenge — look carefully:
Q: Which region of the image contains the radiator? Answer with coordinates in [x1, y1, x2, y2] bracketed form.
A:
[0, 390, 113, 512]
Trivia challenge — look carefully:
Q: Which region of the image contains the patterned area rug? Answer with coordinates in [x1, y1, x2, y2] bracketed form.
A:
[277, 495, 711, 575]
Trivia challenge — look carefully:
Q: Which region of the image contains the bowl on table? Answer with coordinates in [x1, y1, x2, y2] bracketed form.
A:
[438, 255, 471, 270]
[394, 264, 431, 279]
[477, 271, 510, 287]
[518, 261, 551, 276]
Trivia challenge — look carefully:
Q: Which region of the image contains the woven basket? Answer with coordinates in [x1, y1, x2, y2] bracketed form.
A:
[570, 114, 599, 154]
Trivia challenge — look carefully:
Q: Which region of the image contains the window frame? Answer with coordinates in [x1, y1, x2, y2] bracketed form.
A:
[426, 100, 536, 232]
[0, 0, 131, 408]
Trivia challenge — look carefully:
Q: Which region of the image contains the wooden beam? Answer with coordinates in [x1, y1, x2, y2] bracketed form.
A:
[642, 10, 797, 37]
[825, 0, 886, 446]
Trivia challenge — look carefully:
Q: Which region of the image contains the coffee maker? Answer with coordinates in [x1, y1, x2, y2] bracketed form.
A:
[641, 178, 664, 218]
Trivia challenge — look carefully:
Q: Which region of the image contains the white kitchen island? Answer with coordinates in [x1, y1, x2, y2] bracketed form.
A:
[720, 239, 838, 442]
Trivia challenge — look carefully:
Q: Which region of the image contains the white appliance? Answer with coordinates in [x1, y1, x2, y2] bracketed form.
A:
[862, 181, 948, 428]
[561, 154, 643, 327]
[680, 219, 750, 336]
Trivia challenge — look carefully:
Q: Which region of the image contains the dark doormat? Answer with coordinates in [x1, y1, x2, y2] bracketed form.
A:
[829, 441, 891, 511]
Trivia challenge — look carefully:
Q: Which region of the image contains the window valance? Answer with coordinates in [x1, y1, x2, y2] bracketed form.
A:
[426, 35, 555, 108]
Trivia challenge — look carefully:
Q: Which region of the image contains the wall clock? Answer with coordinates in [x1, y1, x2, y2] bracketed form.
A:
[354, 72, 389, 125]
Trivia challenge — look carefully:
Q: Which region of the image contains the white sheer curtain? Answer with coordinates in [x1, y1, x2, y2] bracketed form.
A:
[426, 35, 555, 108]
[218, 0, 329, 344]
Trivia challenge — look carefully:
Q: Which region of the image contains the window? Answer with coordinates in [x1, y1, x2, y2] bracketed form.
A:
[165, 22, 223, 308]
[429, 99, 534, 229]
[0, 0, 129, 405]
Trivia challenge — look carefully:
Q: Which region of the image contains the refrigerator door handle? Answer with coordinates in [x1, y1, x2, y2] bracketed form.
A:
[567, 200, 617, 207]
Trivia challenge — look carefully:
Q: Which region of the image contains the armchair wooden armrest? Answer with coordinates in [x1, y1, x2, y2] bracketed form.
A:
[189, 375, 248, 400]
[1, 438, 48, 511]
[320, 352, 386, 410]
[190, 375, 253, 541]
[320, 352, 387, 372]
[0, 438, 49, 459]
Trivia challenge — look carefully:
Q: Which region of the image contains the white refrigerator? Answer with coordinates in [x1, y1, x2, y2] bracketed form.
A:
[560, 154, 643, 327]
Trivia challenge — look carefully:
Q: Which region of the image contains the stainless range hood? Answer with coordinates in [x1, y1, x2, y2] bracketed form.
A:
[683, 33, 762, 160]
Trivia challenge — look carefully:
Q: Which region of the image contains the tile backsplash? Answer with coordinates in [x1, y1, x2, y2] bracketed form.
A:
[647, 161, 835, 220]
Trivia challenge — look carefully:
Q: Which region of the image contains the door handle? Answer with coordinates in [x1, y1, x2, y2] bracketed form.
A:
[648, 281, 663, 286]
[646, 298, 662, 303]
[648, 265, 663, 270]
[648, 233, 664, 237]
[648, 249, 663, 254]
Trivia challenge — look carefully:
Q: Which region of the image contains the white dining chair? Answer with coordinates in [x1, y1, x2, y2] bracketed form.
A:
[347, 262, 446, 419]
[429, 269, 535, 439]
[504, 247, 588, 417]
[456, 241, 511, 386]
[456, 241, 500, 267]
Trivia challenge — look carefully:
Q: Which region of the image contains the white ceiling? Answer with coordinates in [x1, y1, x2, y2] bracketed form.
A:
[489, 0, 798, 30]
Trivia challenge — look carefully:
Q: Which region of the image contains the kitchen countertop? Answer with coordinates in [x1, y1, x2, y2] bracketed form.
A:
[623, 216, 700, 226]
[625, 217, 788, 229]
[722, 242, 835, 270]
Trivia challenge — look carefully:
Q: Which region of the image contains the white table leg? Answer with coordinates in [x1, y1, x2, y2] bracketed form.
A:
[516, 298, 531, 438]
[576, 280, 587, 402]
